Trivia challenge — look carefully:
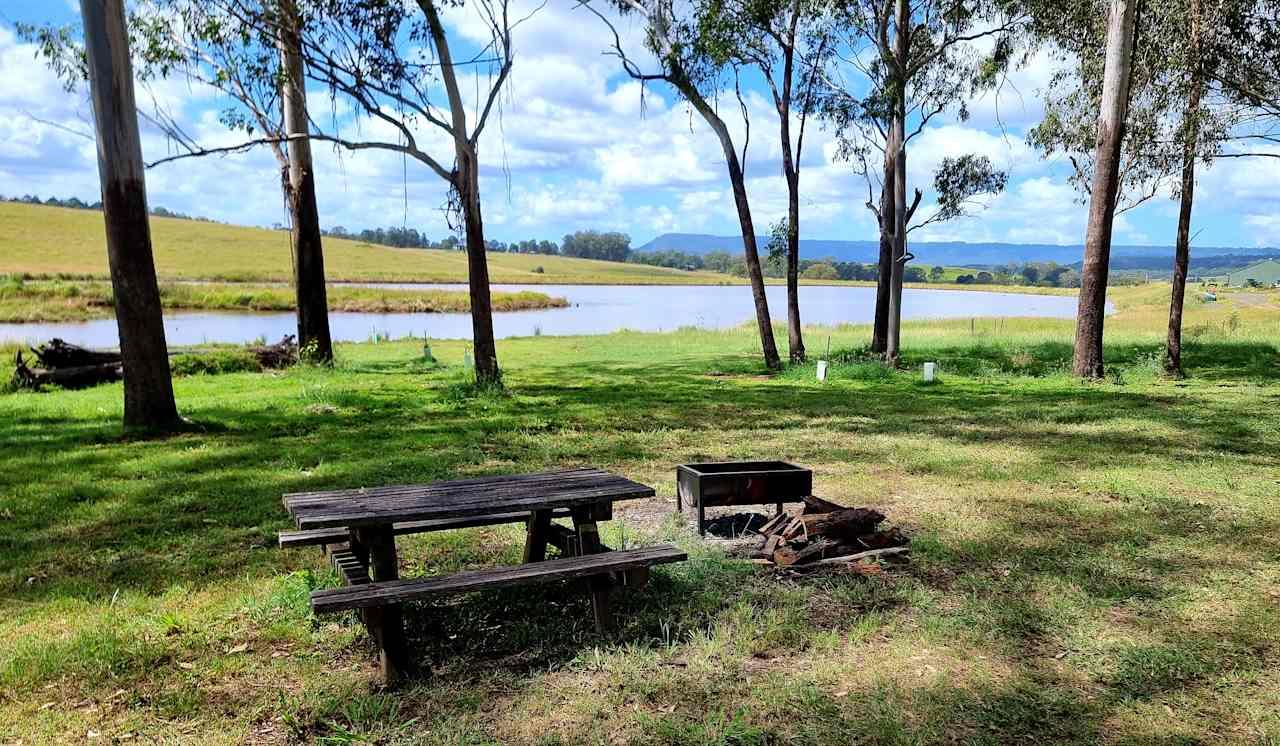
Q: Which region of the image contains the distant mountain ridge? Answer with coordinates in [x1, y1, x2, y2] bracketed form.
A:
[637, 232, 1280, 266]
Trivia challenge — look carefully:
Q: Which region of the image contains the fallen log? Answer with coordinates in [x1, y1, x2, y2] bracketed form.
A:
[12, 351, 122, 390]
[31, 338, 122, 368]
[11, 335, 298, 391]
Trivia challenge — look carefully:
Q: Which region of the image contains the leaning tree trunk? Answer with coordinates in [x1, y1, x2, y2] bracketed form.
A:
[458, 151, 501, 385]
[80, 0, 180, 430]
[1073, 0, 1140, 379]
[871, 159, 895, 354]
[673, 74, 781, 371]
[1165, 1, 1202, 379]
[277, 0, 333, 364]
[884, 0, 910, 364]
[733, 160, 783, 371]
[421, 0, 500, 385]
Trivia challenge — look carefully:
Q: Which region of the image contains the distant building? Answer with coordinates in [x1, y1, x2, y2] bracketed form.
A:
[1224, 259, 1280, 287]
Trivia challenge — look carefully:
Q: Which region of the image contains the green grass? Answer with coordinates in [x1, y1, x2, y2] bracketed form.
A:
[0, 277, 567, 322]
[0, 202, 1074, 295]
[0, 202, 735, 285]
[0, 286, 1278, 743]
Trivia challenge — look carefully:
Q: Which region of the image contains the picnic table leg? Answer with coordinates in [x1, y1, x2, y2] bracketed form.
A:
[571, 505, 614, 633]
[523, 509, 553, 563]
[352, 526, 412, 686]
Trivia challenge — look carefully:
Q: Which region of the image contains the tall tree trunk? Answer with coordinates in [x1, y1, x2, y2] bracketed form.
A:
[1164, 0, 1202, 379]
[778, 37, 805, 364]
[672, 75, 781, 371]
[784, 166, 805, 363]
[885, 0, 910, 364]
[277, 0, 333, 364]
[421, 0, 500, 385]
[871, 151, 895, 354]
[80, 0, 180, 430]
[1073, 0, 1140, 379]
[459, 151, 500, 385]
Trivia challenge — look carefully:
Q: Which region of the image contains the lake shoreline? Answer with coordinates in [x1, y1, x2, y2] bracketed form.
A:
[0, 282, 1097, 348]
[0, 280, 568, 324]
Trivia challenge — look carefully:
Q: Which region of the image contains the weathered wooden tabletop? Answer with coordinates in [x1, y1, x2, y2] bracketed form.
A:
[283, 467, 655, 530]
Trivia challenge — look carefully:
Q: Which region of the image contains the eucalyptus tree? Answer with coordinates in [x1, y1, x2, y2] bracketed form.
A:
[585, 0, 783, 371]
[1029, 0, 1279, 377]
[698, 0, 836, 363]
[23, 0, 337, 363]
[822, 0, 1016, 361]
[78, 0, 181, 430]
[206, 0, 520, 385]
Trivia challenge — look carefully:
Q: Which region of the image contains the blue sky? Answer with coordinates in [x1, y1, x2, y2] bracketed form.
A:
[2, 0, 1278, 252]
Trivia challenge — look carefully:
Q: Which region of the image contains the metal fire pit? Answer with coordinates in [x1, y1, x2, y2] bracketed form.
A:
[676, 461, 813, 536]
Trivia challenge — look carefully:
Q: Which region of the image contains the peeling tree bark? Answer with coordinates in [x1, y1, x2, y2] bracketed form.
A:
[871, 163, 894, 355]
[1073, 0, 1140, 379]
[277, 0, 333, 364]
[80, 0, 180, 430]
[884, 0, 909, 364]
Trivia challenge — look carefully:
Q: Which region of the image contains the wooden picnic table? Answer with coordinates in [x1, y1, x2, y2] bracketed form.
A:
[280, 467, 685, 685]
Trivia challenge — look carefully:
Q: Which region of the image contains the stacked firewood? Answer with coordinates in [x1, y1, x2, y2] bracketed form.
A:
[752, 496, 908, 569]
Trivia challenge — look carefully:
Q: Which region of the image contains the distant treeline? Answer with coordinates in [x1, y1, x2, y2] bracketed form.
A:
[1077, 253, 1280, 278]
[296, 224, 1108, 286]
[2, 193, 214, 222]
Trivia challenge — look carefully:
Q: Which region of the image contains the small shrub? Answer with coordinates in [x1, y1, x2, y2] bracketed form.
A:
[1185, 323, 1212, 340]
[170, 350, 260, 376]
[298, 339, 322, 364]
[532, 265, 545, 274]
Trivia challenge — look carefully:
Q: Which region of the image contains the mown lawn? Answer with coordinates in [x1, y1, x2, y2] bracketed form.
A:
[1, 289, 1278, 744]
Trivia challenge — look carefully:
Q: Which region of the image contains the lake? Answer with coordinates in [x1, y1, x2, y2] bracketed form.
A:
[0, 283, 1085, 348]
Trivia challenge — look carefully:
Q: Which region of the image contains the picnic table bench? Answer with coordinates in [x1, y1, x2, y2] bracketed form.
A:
[279, 468, 686, 685]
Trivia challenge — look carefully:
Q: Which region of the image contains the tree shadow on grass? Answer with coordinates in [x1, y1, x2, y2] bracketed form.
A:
[1, 340, 1276, 610]
[2, 341, 1278, 740]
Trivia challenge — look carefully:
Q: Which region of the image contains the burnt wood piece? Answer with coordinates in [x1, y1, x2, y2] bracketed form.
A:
[284, 468, 652, 530]
[801, 495, 849, 514]
[676, 462, 812, 536]
[311, 544, 686, 613]
[790, 508, 885, 542]
[773, 539, 835, 566]
[755, 511, 792, 537]
[278, 509, 574, 548]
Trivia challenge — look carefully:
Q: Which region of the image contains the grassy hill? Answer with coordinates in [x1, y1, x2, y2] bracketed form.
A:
[0, 202, 734, 285]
